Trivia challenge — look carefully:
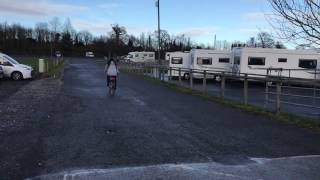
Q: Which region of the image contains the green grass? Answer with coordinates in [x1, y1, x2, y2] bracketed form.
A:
[13, 56, 65, 78]
[123, 70, 320, 131]
[15, 56, 39, 70]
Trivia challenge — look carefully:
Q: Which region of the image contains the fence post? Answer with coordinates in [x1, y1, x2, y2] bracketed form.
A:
[276, 81, 281, 115]
[46, 59, 49, 72]
[221, 72, 225, 98]
[169, 67, 172, 81]
[178, 68, 182, 84]
[244, 74, 248, 105]
[264, 81, 269, 108]
[190, 69, 193, 88]
[203, 70, 207, 92]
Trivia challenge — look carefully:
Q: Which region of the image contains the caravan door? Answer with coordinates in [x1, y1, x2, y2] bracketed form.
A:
[232, 55, 241, 76]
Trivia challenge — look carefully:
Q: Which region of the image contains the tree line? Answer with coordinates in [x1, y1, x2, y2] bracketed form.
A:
[0, 16, 292, 59]
[0, 18, 197, 58]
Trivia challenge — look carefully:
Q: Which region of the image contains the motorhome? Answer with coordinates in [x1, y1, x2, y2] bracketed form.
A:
[188, 49, 233, 80]
[125, 52, 155, 63]
[232, 47, 320, 80]
[167, 52, 191, 78]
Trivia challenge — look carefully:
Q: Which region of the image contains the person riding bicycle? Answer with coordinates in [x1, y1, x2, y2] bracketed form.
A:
[104, 58, 118, 89]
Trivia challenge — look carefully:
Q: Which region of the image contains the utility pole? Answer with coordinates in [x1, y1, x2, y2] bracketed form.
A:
[156, 0, 161, 65]
[214, 34, 216, 49]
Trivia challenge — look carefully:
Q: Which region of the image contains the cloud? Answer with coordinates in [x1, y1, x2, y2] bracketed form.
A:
[98, 3, 122, 10]
[242, 12, 271, 21]
[176, 27, 218, 37]
[0, 0, 88, 16]
[73, 19, 150, 36]
[73, 19, 113, 34]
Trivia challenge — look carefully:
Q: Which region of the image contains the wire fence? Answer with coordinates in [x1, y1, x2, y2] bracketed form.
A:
[120, 62, 320, 119]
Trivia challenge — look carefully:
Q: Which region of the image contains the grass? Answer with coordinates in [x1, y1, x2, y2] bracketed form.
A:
[123, 70, 320, 131]
[13, 56, 65, 78]
[14, 56, 39, 70]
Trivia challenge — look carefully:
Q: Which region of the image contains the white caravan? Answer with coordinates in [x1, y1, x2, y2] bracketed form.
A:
[167, 52, 191, 78]
[0, 53, 33, 80]
[232, 47, 320, 80]
[126, 52, 155, 63]
[189, 49, 233, 79]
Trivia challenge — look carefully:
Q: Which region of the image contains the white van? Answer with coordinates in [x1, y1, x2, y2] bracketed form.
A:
[189, 49, 233, 79]
[167, 52, 191, 78]
[126, 52, 155, 63]
[232, 47, 320, 80]
[0, 53, 33, 80]
[86, 52, 95, 58]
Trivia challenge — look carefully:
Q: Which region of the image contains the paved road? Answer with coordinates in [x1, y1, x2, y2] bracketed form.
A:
[1, 58, 320, 179]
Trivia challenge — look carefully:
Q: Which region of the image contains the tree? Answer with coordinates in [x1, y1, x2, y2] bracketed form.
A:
[275, 41, 286, 49]
[153, 30, 170, 51]
[79, 30, 93, 46]
[111, 24, 127, 46]
[268, 0, 320, 46]
[49, 17, 61, 54]
[256, 32, 275, 48]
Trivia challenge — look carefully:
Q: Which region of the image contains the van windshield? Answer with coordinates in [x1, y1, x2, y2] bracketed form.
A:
[4, 56, 19, 65]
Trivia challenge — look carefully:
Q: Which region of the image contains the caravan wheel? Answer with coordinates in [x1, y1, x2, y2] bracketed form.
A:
[215, 76, 221, 82]
[183, 73, 190, 80]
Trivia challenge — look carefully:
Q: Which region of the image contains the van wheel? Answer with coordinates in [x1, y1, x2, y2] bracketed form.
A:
[183, 73, 190, 80]
[12, 72, 23, 81]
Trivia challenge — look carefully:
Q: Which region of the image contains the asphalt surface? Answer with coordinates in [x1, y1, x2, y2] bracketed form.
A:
[1, 58, 320, 179]
[0, 78, 31, 101]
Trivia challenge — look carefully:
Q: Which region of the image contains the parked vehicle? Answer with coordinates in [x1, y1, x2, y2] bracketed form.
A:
[55, 51, 62, 57]
[232, 47, 320, 80]
[0, 66, 4, 79]
[167, 52, 191, 78]
[188, 49, 232, 80]
[0, 53, 33, 80]
[86, 51, 95, 58]
[125, 52, 155, 63]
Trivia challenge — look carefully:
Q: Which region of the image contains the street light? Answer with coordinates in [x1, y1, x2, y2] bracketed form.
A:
[155, 0, 161, 65]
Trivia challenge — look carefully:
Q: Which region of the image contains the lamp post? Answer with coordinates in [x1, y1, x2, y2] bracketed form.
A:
[156, 0, 161, 65]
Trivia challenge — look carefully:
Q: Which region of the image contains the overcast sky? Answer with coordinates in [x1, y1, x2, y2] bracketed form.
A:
[0, 0, 273, 45]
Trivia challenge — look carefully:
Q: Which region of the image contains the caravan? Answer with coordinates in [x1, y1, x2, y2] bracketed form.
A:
[189, 49, 233, 79]
[232, 48, 320, 80]
[167, 52, 191, 78]
[125, 52, 155, 63]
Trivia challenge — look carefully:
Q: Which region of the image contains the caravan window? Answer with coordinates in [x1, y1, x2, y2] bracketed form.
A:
[219, 58, 230, 63]
[144, 54, 148, 56]
[248, 57, 265, 66]
[299, 59, 317, 69]
[171, 57, 183, 64]
[278, 58, 287, 63]
[234, 56, 240, 65]
[149, 54, 154, 57]
[197, 57, 212, 65]
[135, 54, 139, 57]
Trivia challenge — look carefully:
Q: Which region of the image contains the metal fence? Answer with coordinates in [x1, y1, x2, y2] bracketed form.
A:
[120, 62, 320, 119]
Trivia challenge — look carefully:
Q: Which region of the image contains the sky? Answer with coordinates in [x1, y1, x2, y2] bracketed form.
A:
[0, 0, 274, 46]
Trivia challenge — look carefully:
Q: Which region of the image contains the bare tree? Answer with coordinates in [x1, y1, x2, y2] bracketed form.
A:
[268, 0, 320, 46]
[79, 30, 93, 46]
[153, 30, 170, 51]
[256, 32, 275, 48]
[111, 24, 127, 46]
